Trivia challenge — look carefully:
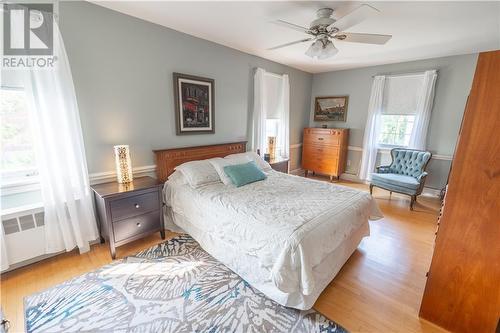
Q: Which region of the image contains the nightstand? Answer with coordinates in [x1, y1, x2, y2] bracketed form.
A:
[91, 176, 165, 259]
[269, 157, 289, 173]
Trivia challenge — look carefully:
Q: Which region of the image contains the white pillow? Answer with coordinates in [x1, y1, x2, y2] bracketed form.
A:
[167, 170, 187, 185]
[224, 151, 272, 172]
[175, 160, 221, 188]
[209, 155, 252, 185]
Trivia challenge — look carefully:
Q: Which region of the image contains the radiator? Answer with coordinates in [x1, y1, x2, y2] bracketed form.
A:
[2, 205, 47, 268]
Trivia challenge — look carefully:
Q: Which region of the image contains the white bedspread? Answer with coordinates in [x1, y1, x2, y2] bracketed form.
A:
[164, 171, 383, 306]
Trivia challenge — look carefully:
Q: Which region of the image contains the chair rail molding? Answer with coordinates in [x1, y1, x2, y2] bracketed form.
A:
[378, 147, 452, 161]
[89, 165, 157, 185]
[292, 143, 452, 160]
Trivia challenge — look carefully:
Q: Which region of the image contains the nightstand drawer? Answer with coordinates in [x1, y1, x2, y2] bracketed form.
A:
[110, 191, 159, 222]
[113, 211, 160, 243]
[271, 160, 289, 173]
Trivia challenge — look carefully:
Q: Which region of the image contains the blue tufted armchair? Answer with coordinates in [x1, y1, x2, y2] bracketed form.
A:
[370, 148, 432, 210]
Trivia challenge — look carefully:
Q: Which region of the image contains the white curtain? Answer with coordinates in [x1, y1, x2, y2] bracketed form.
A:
[252, 68, 267, 155]
[359, 76, 385, 181]
[408, 70, 438, 150]
[252, 68, 290, 158]
[277, 74, 290, 158]
[24, 22, 98, 254]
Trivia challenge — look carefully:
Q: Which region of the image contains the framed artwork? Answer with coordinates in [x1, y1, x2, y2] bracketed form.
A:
[173, 72, 215, 135]
[314, 96, 349, 122]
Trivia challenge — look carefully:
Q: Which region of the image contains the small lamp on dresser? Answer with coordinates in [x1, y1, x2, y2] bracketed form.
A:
[114, 145, 133, 184]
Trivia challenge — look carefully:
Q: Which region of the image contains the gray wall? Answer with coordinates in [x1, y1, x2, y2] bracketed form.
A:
[0, 1, 479, 210]
[310, 54, 478, 189]
[59, 1, 312, 174]
[1, 1, 312, 210]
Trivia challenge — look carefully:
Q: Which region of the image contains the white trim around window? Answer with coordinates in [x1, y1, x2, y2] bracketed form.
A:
[1, 174, 40, 196]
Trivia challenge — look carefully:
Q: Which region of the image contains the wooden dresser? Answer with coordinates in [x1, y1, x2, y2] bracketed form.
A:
[302, 127, 349, 181]
[419, 51, 500, 332]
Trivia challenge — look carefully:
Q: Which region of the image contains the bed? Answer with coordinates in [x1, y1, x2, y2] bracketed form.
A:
[154, 142, 383, 310]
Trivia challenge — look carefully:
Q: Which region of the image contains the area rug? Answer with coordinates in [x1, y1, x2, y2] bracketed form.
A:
[25, 235, 347, 333]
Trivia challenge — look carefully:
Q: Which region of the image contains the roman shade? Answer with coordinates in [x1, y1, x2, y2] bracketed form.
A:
[381, 75, 424, 115]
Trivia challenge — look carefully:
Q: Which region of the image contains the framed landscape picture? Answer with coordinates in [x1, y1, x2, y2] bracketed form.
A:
[173, 73, 215, 134]
[314, 96, 349, 122]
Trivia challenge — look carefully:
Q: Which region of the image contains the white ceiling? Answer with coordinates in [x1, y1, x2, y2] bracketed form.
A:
[94, 1, 500, 73]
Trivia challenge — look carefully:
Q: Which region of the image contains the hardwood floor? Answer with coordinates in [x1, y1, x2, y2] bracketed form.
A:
[1, 179, 446, 333]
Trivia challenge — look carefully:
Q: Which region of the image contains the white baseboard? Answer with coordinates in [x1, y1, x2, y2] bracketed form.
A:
[339, 173, 365, 183]
[290, 168, 305, 176]
[291, 168, 441, 198]
[421, 187, 441, 197]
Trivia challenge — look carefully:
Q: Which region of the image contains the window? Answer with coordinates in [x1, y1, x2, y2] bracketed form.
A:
[263, 73, 288, 159]
[253, 68, 289, 159]
[377, 74, 423, 147]
[265, 118, 281, 156]
[379, 115, 415, 146]
[1, 87, 38, 185]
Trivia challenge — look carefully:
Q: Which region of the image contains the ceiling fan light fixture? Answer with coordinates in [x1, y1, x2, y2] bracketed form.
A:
[271, 4, 390, 60]
[318, 41, 338, 59]
[305, 40, 323, 57]
[306, 39, 338, 60]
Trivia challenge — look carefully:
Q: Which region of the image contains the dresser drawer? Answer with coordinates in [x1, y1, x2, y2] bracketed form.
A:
[110, 190, 159, 222]
[308, 155, 338, 169]
[302, 157, 338, 173]
[113, 211, 160, 243]
[303, 144, 339, 160]
[315, 160, 339, 175]
[304, 128, 344, 146]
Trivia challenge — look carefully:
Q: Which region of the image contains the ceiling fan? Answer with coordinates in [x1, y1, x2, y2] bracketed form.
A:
[269, 4, 392, 59]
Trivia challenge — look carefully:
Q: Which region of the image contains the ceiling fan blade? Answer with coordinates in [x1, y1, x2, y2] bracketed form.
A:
[267, 38, 313, 50]
[272, 20, 311, 34]
[336, 32, 392, 45]
[331, 3, 360, 21]
[330, 4, 379, 32]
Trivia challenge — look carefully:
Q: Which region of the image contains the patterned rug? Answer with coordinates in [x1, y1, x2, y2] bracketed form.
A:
[25, 235, 347, 333]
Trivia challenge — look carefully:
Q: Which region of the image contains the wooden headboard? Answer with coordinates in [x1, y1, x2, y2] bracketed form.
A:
[153, 141, 247, 182]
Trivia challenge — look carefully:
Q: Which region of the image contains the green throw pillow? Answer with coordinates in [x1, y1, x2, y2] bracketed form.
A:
[223, 161, 267, 187]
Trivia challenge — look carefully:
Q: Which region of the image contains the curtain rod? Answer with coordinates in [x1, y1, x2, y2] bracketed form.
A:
[371, 70, 437, 78]
[265, 71, 285, 79]
[257, 67, 285, 79]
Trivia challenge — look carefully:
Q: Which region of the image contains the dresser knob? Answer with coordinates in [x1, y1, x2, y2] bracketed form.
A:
[134, 204, 140, 209]
[136, 223, 141, 227]
[318, 137, 324, 141]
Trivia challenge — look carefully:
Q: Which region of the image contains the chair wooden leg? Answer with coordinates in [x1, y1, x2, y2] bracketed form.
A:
[369, 184, 374, 195]
[410, 195, 416, 210]
[304, 170, 308, 178]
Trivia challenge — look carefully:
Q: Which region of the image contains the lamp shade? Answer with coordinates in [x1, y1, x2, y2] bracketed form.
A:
[114, 145, 133, 184]
[318, 41, 338, 59]
[306, 40, 338, 60]
[305, 40, 323, 58]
